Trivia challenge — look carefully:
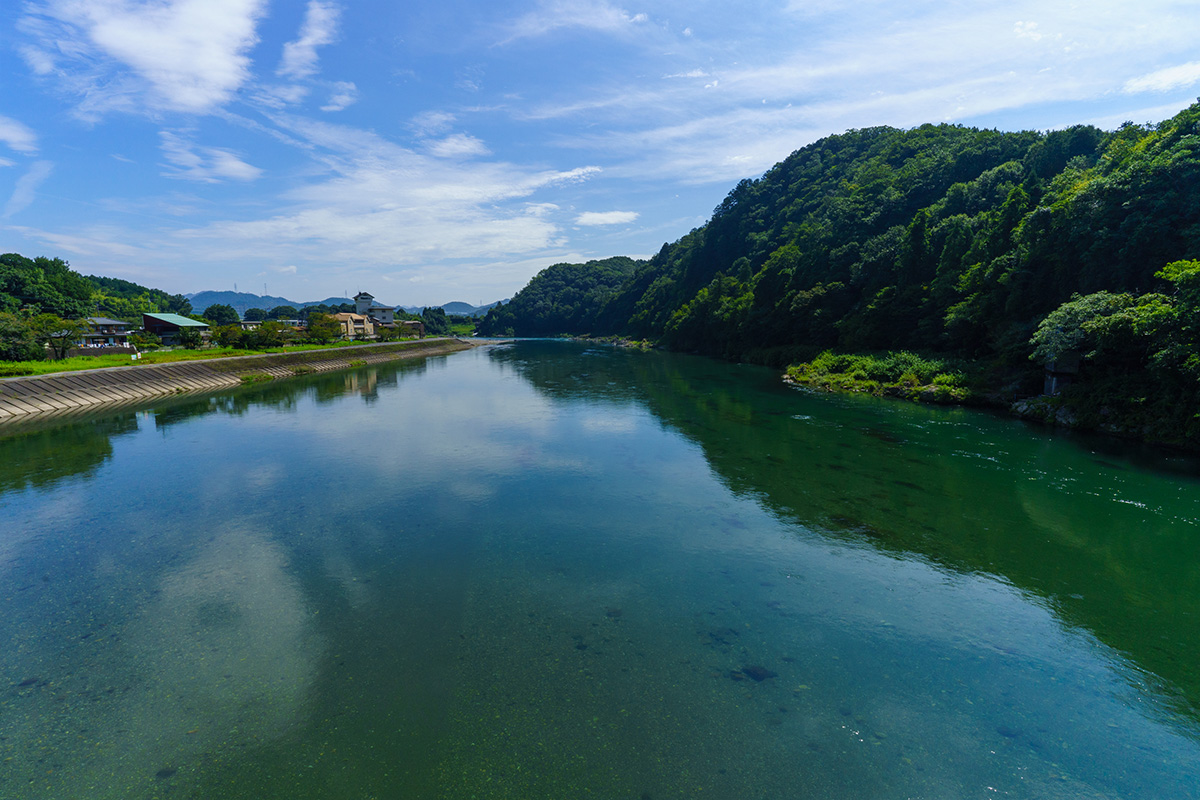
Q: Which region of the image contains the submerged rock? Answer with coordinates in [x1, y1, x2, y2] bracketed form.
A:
[732, 665, 777, 682]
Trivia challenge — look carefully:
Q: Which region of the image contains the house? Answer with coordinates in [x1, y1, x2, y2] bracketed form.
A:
[332, 312, 374, 340]
[142, 312, 209, 346]
[82, 317, 133, 348]
[398, 320, 425, 338]
[354, 291, 396, 325]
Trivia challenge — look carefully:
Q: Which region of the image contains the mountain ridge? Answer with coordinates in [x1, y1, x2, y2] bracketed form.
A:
[185, 290, 502, 317]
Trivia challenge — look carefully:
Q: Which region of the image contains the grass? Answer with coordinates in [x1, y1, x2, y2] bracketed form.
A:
[785, 350, 979, 404]
[0, 339, 426, 378]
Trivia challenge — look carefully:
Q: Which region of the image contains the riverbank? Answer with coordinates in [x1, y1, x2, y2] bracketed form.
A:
[0, 338, 480, 422]
[782, 349, 1200, 451]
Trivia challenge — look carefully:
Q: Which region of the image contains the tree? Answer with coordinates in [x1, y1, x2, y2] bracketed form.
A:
[28, 314, 88, 360]
[1, 253, 95, 318]
[178, 326, 204, 349]
[212, 324, 245, 348]
[0, 312, 45, 361]
[244, 307, 267, 321]
[305, 312, 341, 344]
[267, 305, 298, 320]
[421, 306, 451, 336]
[1029, 291, 1136, 363]
[202, 303, 239, 326]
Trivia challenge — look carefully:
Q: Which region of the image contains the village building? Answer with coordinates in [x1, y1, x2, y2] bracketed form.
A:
[332, 312, 374, 340]
[354, 291, 396, 324]
[142, 312, 209, 346]
[82, 317, 133, 348]
[398, 320, 425, 338]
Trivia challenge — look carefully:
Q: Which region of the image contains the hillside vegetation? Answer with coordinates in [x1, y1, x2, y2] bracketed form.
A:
[480, 103, 1200, 446]
[478, 257, 641, 336]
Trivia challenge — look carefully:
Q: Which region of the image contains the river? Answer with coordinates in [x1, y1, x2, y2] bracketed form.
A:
[1, 340, 1198, 799]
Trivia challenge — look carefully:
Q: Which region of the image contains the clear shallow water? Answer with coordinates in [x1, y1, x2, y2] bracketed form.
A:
[1, 341, 1199, 799]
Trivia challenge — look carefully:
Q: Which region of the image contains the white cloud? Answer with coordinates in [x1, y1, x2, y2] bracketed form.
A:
[1123, 62, 1200, 94]
[163, 116, 600, 275]
[575, 210, 638, 226]
[664, 69, 708, 79]
[410, 111, 457, 137]
[500, 0, 649, 44]
[19, 0, 267, 116]
[427, 133, 491, 158]
[3, 161, 54, 218]
[159, 131, 263, 182]
[255, 84, 311, 109]
[321, 81, 358, 112]
[0, 115, 38, 153]
[1014, 21, 1043, 42]
[278, 1, 341, 80]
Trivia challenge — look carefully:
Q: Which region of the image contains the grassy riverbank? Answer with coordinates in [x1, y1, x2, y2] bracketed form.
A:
[784, 350, 982, 404]
[0, 339, 423, 378]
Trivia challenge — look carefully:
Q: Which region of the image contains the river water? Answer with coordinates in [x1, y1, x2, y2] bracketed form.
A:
[1, 341, 1198, 799]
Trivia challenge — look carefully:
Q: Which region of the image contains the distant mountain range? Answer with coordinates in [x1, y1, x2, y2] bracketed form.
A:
[184, 290, 503, 317]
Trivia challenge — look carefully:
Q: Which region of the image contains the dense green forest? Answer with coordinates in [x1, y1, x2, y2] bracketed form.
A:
[477, 256, 641, 336]
[1, 253, 192, 320]
[479, 103, 1200, 445]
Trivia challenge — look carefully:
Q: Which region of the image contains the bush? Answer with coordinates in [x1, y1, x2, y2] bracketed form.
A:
[786, 350, 978, 403]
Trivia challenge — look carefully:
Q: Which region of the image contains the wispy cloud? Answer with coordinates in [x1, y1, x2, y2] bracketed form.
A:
[3, 160, 54, 218]
[1123, 62, 1200, 94]
[499, 0, 648, 44]
[426, 133, 491, 159]
[158, 116, 600, 281]
[410, 111, 458, 137]
[0, 116, 38, 153]
[575, 210, 638, 226]
[159, 131, 263, 182]
[321, 81, 358, 112]
[18, 0, 267, 117]
[278, 1, 341, 80]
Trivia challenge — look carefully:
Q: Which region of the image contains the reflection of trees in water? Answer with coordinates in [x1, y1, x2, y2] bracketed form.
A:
[496, 341, 1200, 719]
[0, 414, 138, 493]
[0, 361, 432, 493]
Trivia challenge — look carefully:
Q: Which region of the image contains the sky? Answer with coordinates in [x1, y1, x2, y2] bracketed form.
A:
[2, 1, 1200, 307]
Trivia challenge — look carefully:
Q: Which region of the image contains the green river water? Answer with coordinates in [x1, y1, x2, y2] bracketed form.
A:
[0, 340, 1198, 799]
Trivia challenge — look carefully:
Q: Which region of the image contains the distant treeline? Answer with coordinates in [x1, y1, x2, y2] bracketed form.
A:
[479, 103, 1200, 445]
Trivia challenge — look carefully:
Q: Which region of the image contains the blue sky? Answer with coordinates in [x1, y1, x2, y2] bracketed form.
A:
[2, 1, 1200, 306]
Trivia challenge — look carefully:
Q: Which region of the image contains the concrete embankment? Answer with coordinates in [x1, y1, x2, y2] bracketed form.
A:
[0, 338, 479, 422]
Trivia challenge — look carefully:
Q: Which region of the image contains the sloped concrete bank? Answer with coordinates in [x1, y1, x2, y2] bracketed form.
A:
[0, 338, 479, 422]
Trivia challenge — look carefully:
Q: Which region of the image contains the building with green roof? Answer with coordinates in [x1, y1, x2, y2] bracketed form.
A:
[142, 312, 209, 346]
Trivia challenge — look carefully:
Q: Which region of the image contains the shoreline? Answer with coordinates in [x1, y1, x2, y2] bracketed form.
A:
[0, 338, 481, 423]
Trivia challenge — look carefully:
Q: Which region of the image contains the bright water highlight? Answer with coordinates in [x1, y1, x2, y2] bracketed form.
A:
[1, 341, 1198, 798]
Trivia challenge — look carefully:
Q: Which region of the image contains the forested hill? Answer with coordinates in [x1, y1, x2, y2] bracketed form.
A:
[478, 257, 641, 336]
[601, 109, 1200, 361]
[481, 104, 1200, 443]
[493, 107, 1198, 356]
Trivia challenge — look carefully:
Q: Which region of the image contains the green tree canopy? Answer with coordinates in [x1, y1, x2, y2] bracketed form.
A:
[202, 303, 240, 325]
[28, 314, 88, 360]
[267, 305, 298, 320]
[306, 312, 341, 344]
[0, 312, 45, 361]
